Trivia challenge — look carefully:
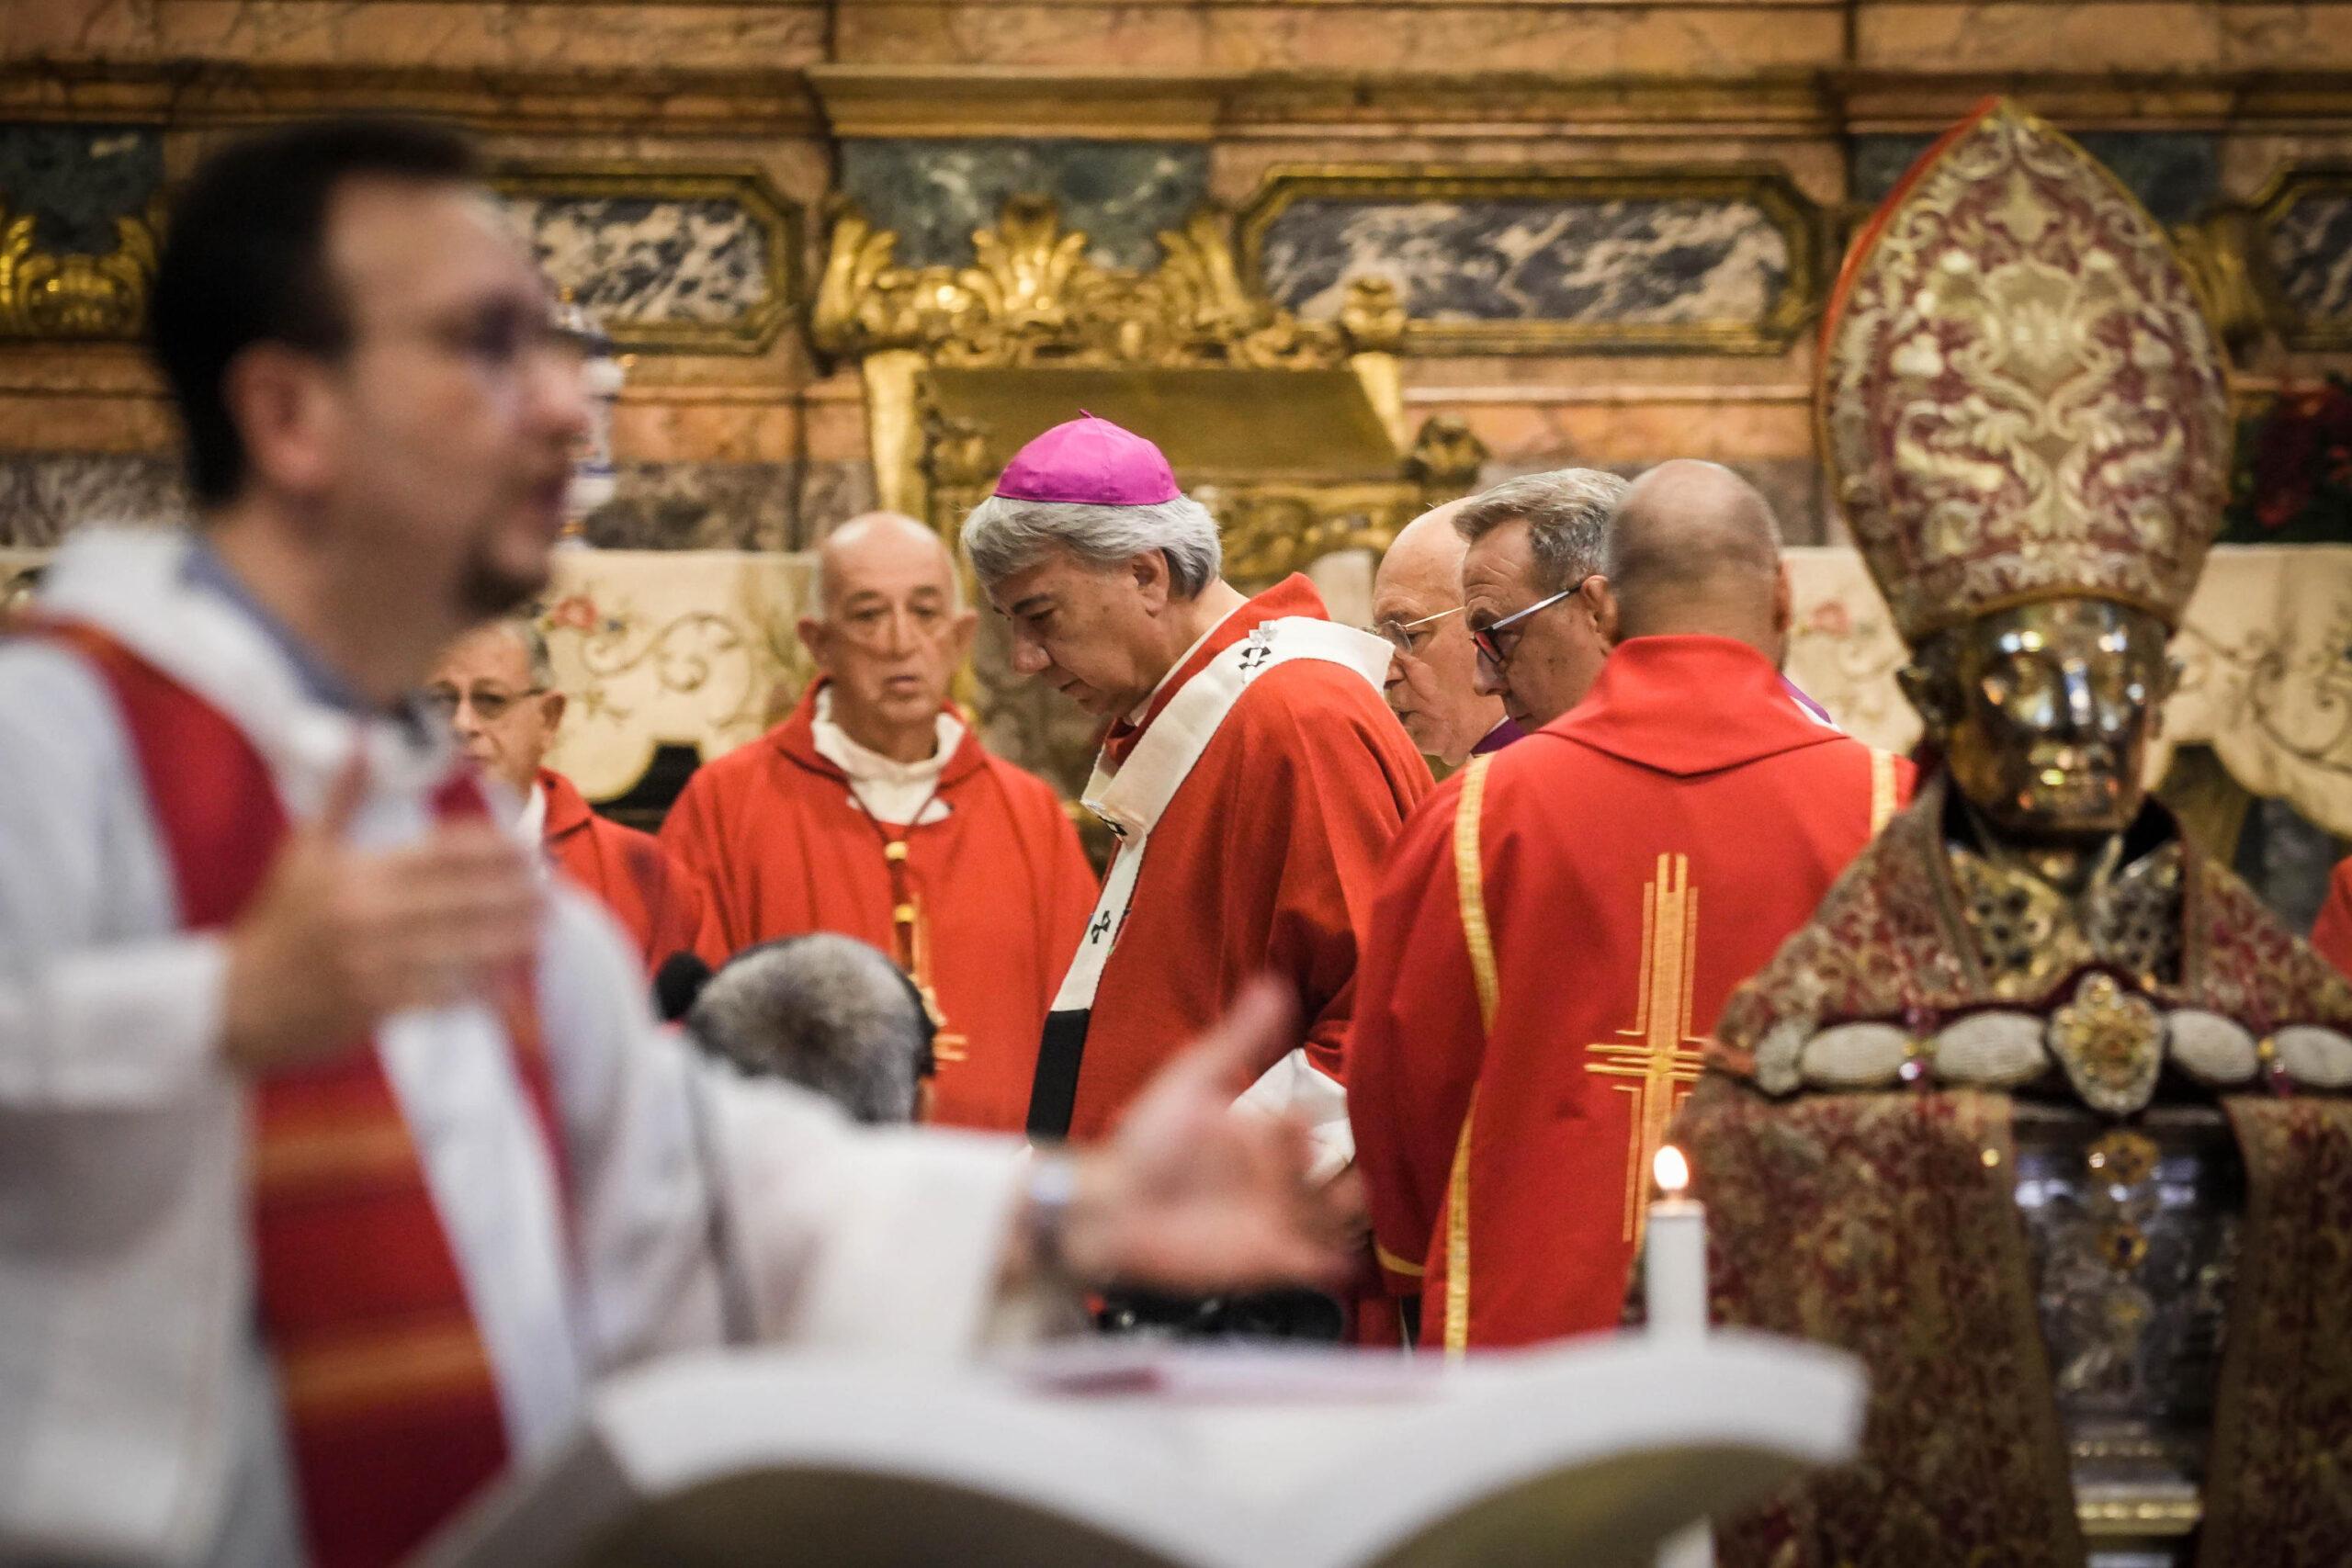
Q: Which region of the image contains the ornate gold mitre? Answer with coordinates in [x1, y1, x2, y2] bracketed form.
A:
[1819, 99, 2233, 644]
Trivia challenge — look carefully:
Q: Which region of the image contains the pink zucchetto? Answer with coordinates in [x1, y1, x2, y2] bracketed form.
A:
[991, 413, 1181, 507]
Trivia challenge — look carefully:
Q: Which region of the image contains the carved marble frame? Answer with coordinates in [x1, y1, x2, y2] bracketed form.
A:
[488, 163, 800, 355]
[1233, 164, 1826, 356]
[2248, 165, 2352, 352]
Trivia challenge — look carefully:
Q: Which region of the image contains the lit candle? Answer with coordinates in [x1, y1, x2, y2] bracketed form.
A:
[1644, 1145, 1708, 1338]
[1648, 1145, 1714, 1568]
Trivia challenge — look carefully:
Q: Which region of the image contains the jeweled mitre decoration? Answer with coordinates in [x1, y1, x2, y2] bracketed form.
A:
[1819, 99, 2233, 644]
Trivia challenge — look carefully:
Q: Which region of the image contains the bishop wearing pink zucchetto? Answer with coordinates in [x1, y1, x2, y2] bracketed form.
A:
[962, 414, 1430, 1334]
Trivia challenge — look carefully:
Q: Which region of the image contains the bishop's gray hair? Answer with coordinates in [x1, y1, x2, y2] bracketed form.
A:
[960, 493, 1224, 599]
[496, 616, 557, 690]
[1452, 468, 1631, 595]
[684, 933, 933, 1125]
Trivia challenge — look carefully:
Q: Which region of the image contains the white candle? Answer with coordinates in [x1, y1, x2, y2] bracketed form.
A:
[1647, 1145, 1714, 1568]
[1644, 1144, 1708, 1337]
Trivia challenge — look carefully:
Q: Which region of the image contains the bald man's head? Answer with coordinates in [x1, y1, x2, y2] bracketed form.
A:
[1373, 499, 1502, 764]
[1596, 460, 1790, 658]
[814, 511, 962, 614]
[799, 511, 976, 761]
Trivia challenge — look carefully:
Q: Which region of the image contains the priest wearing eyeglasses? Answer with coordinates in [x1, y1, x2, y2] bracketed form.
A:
[427, 619, 727, 973]
[1351, 461, 1911, 1350]
[1370, 499, 1521, 769]
[1456, 469, 1630, 731]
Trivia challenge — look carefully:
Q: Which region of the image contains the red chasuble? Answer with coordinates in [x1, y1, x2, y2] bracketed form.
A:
[1060, 575, 1432, 1141]
[1349, 635, 1912, 1351]
[40, 620, 561, 1568]
[538, 767, 725, 973]
[660, 682, 1096, 1132]
[2312, 855, 2352, 976]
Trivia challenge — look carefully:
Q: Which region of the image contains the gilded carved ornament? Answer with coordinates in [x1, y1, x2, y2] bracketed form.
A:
[812, 192, 1402, 371]
[815, 193, 1453, 558]
[0, 197, 160, 340]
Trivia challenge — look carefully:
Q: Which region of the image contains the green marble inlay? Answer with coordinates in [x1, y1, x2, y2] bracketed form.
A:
[0, 124, 163, 254]
[1851, 130, 2219, 224]
[840, 140, 1207, 271]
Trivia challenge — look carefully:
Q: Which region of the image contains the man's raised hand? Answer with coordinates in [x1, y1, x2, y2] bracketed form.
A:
[1057, 978, 1354, 1295]
[220, 749, 541, 1074]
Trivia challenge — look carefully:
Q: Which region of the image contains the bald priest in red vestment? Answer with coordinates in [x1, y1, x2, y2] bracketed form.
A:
[1350, 461, 1914, 1352]
[662, 513, 1096, 1133]
[427, 620, 725, 972]
[962, 415, 1431, 1170]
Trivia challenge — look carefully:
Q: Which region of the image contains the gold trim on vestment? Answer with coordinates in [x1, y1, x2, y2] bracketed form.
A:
[1374, 1241, 1425, 1279]
[1443, 755, 1499, 1358]
[1870, 747, 1900, 835]
[278, 1320, 498, 1420]
[251, 1118, 422, 1199]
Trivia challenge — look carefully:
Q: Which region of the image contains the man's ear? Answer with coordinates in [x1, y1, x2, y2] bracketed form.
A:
[223, 342, 340, 498]
[795, 615, 832, 676]
[539, 689, 567, 733]
[1771, 561, 1794, 637]
[1589, 576, 1623, 648]
[1131, 548, 1173, 614]
[945, 605, 979, 668]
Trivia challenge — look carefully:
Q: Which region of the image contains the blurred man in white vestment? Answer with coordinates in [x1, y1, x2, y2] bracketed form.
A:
[0, 119, 1341, 1568]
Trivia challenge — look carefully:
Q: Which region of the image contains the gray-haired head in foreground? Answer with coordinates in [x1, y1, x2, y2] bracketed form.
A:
[1452, 468, 1631, 594]
[684, 933, 934, 1124]
[960, 493, 1224, 598]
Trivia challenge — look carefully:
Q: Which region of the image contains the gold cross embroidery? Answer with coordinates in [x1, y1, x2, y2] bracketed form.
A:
[1584, 853, 1706, 1249]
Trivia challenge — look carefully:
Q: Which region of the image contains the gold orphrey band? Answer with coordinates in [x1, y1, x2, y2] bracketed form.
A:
[1444, 755, 1500, 1357]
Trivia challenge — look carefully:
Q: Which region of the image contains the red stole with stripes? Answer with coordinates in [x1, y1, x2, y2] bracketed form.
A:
[41, 620, 566, 1568]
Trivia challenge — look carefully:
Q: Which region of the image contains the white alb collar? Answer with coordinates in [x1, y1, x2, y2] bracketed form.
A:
[39, 527, 457, 820]
[810, 686, 963, 787]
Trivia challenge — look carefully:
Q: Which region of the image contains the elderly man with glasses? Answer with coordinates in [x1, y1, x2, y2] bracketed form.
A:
[1350, 459, 1911, 1352]
[1455, 468, 1629, 731]
[1370, 499, 1521, 769]
[427, 617, 726, 974]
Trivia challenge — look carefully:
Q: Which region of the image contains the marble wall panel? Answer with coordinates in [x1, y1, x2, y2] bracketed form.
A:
[583, 460, 798, 551]
[1257, 193, 1792, 333]
[796, 459, 879, 540]
[0, 124, 161, 254]
[512, 196, 775, 327]
[1852, 130, 2221, 223]
[496, 175, 797, 352]
[2263, 186, 2352, 331]
[831, 5, 1845, 75]
[1857, 3, 2352, 73]
[838, 141, 1208, 269]
[0, 452, 183, 547]
[576, 457, 879, 550]
[20, 3, 830, 74]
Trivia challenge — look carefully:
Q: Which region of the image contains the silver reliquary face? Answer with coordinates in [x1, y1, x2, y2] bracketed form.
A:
[1910, 598, 2177, 847]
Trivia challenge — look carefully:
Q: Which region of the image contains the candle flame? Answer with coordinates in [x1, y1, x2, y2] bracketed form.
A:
[1654, 1144, 1690, 1196]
